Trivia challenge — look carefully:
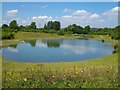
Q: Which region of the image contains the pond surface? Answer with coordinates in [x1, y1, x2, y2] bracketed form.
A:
[2, 39, 114, 62]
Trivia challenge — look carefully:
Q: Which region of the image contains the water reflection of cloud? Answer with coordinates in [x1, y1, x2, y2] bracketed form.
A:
[7, 47, 18, 52]
[61, 44, 97, 55]
[36, 40, 47, 48]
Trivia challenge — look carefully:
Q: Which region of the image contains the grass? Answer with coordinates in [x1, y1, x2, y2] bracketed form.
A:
[2, 32, 118, 48]
[1, 32, 80, 48]
[2, 54, 118, 88]
[1, 32, 119, 88]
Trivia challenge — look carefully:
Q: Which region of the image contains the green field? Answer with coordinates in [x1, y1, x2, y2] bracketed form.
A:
[1, 32, 119, 88]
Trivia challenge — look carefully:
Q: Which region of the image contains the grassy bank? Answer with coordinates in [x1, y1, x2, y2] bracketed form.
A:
[1, 32, 119, 88]
[2, 54, 118, 88]
[2, 32, 118, 47]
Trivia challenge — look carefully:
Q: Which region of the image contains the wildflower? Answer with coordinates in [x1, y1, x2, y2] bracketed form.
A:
[62, 77, 66, 80]
[24, 78, 27, 81]
[6, 72, 12, 75]
[64, 74, 66, 77]
[53, 82, 56, 85]
[76, 72, 79, 75]
[68, 84, 71, 86]
[52, 76, 55, 78]
[75, 67, 78, 70]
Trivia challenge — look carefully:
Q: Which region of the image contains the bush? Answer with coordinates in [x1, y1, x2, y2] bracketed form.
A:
[58, 30, 65, 35]
[47, 30, 58, 34]
[2, 32, 15, 39]
[15, 30, 18, 33]
[101, 39, 104, 42]
[112, 44, 119, 54]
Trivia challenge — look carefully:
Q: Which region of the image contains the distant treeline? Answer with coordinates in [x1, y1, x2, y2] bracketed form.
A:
[1, 20, 120, 40]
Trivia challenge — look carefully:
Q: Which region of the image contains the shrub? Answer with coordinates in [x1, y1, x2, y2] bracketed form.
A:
[112, 44, 119, 54]
[58, 30, 65, 35]
[2, 32, 15, 39]
[101, 39, 104, 42]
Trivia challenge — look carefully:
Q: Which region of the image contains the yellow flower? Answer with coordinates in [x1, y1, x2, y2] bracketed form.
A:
[62, 77, 66, 80]
[24, 78, 27, 81]
[52, 76, 55, 78]
[76, 72, 79, 75]
[75, 68, 78, 70]
[53, 82, 56, 85]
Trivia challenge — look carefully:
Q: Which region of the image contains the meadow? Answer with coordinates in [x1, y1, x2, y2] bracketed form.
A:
[1, 32, 119, 88]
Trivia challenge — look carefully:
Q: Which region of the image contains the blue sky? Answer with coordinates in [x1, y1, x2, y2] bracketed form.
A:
[2, 2, 119, 28]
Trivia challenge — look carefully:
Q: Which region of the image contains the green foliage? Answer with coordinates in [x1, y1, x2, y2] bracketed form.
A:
[47, 21, 53, 29]
[1, 20, 120, 41]
[109, 26, 120, 40]
[58, 30, 65, 35]
[46, 21, 61, 30]
[2, 24, 8, 29]
[112, 44, 119, 54]
[84, 25, 90, 34]
[2, 53, 118, 88]
[52, 21, 61, 30]
[64, 24, 83, 34]
[9, 20, 18, 30]
[2, 32, 15, 39]
[90, 26, 120, 40]
[30, 22, 36, 29]
[44, 24, 47, 30]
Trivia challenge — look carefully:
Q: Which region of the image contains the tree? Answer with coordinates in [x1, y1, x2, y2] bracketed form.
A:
[47, 21, 53, 29]
[52, 21, 61, 30]
[30, 22, 36, 29]
[44, 23, 47, 30]
[64, 24, 83, 34]
[2, 24, 8, 29]
[84, 25, 90, 34]
[9, 20, 18, 29]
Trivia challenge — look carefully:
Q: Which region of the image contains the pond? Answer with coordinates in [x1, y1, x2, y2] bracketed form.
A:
[2, 39, 114, 62]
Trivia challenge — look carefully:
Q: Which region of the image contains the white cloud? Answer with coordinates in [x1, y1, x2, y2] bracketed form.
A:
[7, 9, 18, 17]
[2, 20, 6, 23]
[31, 16, 54, 28]
[61, 15, 73, 19]
[4, 6, 118, 28]
[103, 6, 119, 16]
[21, 4, 48, 9]
[73, 10, 87, 15]
[111, 6, 120, 12]
[90, 14, 99, 19]
[7, 47, 18, 52]
[61, 44, 97, 55]
[36, 40, 47, 48]
[63, 8, 72, 12]
[32, 16, 53, 20]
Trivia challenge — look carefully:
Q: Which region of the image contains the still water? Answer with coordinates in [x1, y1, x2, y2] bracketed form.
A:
[2, 39, 114, 62]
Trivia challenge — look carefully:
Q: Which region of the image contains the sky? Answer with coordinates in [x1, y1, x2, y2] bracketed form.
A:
[2, 2, 120, 28]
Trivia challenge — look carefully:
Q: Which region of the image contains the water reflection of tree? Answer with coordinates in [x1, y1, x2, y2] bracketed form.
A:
[24, 40, 36, 47]
[9, 44, 17, 48]
[42, 40, 60, 48]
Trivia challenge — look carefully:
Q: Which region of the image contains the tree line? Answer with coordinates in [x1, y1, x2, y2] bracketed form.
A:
[1, 20, 120, 41]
